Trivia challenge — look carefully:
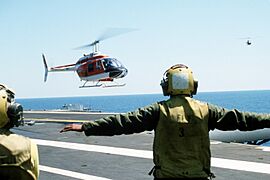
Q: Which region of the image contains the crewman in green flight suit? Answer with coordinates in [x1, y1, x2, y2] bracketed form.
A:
[60, 64, 270, 179]
[0, 84, 39, 180]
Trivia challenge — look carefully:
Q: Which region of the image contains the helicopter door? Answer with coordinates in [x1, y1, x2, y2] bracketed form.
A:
[95, 61, 104, 72]
[87, 61, 104, 75]
[87, 63, 94, 74]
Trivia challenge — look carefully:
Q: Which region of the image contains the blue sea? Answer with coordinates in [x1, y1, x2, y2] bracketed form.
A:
[17, 90, 270, 146]
[18, 90, 270, 113]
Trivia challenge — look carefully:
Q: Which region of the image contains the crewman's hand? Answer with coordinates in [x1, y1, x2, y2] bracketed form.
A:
[60, 124, 83, 133]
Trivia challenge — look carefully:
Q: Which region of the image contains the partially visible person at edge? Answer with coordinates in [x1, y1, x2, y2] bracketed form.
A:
[60, 64, 270, 180]
[0, 84, 39, 180]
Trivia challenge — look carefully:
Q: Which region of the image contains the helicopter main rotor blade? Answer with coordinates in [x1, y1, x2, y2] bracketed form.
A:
[74, 40, 100, 50]
[74, 28, 138, 50]
[98, 28, 138, 42]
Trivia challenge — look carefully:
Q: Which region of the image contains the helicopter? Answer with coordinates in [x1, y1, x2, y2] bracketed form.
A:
[238, 37, 254, 46]
[42, 29, 135, 88]
[246, 39, 252, 46]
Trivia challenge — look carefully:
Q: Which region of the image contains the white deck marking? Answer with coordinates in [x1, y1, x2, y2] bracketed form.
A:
[33, 139, 270, 175]
[262, 147, 270, 152]
[211, 158, 270, 174]
[256, 146, 270, 152]
[39, 165, 111, 180]
[33, 138, 152, 159]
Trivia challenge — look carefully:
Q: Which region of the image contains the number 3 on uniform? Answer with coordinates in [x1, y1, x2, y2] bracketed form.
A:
[179, 127, 184, 137]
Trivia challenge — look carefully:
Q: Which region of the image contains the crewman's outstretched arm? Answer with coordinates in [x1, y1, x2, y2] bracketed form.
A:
[82, 103, 160, 136]
[60, 103, 160, 136]
[208, 104, 270, 131]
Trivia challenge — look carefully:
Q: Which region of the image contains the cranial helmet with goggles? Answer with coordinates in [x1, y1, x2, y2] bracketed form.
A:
[160, 64, 198, 96]
[0, 84, 23, 129]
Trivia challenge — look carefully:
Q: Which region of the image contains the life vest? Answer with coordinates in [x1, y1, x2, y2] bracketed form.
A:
[153, 96, 210, 178]
[0, 129, 39, 180]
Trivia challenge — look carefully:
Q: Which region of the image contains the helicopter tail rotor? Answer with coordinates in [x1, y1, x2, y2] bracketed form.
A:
[42, 54, 49, 82]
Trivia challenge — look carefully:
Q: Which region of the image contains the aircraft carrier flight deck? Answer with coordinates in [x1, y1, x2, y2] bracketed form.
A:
[13, 111, 270, 180]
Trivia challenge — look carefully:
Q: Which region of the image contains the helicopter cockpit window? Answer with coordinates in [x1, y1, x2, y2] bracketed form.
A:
[113, 59, 124, 67]
[102, 58, 123, 69]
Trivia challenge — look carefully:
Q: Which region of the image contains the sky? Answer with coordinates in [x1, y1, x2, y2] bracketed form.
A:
[1, 0, 270, 98]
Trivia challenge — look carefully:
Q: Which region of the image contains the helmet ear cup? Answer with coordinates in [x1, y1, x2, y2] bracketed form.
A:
[0, 84, 23, 129]
[160, 78, 169, 96]
[7, 103, 23, 127]
[192, 80, 198, 96]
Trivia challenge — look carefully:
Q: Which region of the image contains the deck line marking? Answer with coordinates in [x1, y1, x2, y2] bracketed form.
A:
[211, 158, 270, 174]
[33, 139, 270, 174]
[256, 146, 270, 152]
[39, 165, 111, 180]
[33, 138, 153, 159]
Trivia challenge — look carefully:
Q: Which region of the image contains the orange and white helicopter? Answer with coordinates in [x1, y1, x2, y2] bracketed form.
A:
[42, 29, 134, 88]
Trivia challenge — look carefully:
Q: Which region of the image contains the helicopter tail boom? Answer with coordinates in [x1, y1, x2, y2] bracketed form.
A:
[42, 54, 76, 82]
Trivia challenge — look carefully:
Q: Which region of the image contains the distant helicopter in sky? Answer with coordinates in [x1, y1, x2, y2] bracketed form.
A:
[42, 28, 136, 88]
[246, 39, 252, 46]
[238, 37, 254, 46]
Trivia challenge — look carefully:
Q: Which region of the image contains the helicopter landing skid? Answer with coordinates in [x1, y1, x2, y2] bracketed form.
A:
[79, 81, 102, 88]
[79, 81, 125, 88]
[102, 83, 126, 88]
[79, 84, 102, 88]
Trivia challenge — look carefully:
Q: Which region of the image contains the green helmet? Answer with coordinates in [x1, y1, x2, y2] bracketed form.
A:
[160, 64, 198, 96]
[0, 84, 23, 128]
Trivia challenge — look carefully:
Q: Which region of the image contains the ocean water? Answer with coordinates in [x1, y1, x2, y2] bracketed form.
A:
[17, 90, 270, 113]
[17, 90, 270, 146]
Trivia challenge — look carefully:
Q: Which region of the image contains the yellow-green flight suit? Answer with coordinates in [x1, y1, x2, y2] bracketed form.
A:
[0, 129, 39, 180]
[82, 95, 270, 179]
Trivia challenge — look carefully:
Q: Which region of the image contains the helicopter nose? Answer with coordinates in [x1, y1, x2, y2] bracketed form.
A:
[109, 67, 128, 79]
[116, 67, 128, 78]
[120, 67, 128, 78]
